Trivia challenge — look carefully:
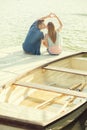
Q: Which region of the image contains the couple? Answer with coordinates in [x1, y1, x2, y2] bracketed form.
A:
[22, 13, 63, 55]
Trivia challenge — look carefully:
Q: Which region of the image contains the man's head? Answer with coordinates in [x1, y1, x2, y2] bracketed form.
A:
[37, 20, 46, 30]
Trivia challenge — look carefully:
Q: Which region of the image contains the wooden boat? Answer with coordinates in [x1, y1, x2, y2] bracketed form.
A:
[0, 52, 87, 130]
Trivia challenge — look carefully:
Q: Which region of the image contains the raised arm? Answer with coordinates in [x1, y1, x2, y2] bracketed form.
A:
[51, 13, 63, 32]
[39, 13, 52, 20]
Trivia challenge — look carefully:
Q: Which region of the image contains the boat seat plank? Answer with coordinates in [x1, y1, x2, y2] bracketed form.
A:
[43, 66, 87, 76]
[71, 57, 87, 71]
[14, 82, 87, 98]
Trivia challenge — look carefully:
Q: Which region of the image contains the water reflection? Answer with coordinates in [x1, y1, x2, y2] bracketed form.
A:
[62, 110, 87, 130]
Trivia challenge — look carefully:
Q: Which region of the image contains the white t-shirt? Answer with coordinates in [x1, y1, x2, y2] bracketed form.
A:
[47, 31, 62, 54]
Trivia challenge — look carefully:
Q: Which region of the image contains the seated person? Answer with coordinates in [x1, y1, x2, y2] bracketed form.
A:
[22, 14, 52, 55]
[43, 13, 63, 55]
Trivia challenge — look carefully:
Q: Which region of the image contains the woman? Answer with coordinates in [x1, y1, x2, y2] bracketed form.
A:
[43, 13, 63, 55]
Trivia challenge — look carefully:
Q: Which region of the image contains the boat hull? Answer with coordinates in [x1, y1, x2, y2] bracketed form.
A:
[0, 102, 87, 130]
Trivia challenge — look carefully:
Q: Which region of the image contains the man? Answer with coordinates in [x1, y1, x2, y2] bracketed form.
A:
[22, 14, 51, 55]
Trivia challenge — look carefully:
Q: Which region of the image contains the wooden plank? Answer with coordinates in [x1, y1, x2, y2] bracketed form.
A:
[69, 83, 82, 90]
[35, 95, 61, 109]
[44, 66, 87, 76]
[54, 96, 76, 116]
[76, 83, 86, 91]
[14, 82, 87, 98]
[71, 57, 87, 71]
[35, 83, 83, 109]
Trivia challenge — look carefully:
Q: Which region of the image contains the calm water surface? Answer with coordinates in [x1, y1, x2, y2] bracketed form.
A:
[0, 0, 87, 129]
[0, 0, 87, 51]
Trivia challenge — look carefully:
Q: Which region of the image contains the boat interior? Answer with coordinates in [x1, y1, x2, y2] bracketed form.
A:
[16, 52, 87, 91]
[0, 52, 87, 125]
[44, 53, 87, 73]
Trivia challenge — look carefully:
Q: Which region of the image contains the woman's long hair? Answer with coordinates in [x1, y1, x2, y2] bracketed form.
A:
[47, 22, 56, 43]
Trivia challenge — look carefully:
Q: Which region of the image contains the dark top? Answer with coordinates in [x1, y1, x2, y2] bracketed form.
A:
[23, 21, 44, 55]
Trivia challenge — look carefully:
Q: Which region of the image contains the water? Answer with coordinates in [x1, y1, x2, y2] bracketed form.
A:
[0, 0, 87, 51]
[0, 0, 87, 129]
[62, 110, 87, 130]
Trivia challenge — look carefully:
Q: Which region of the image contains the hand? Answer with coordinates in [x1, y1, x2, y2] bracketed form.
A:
[51, 13, 57, 17]
[47, 13, 53, 18]
[50, 13, 57, 18]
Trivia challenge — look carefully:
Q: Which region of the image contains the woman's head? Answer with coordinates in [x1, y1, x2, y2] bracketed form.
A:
[47, 22, 56, 43]
[47, 22, 55, 32]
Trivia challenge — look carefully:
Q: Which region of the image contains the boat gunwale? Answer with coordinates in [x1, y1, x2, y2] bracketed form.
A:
[0, 101, 86, 130]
